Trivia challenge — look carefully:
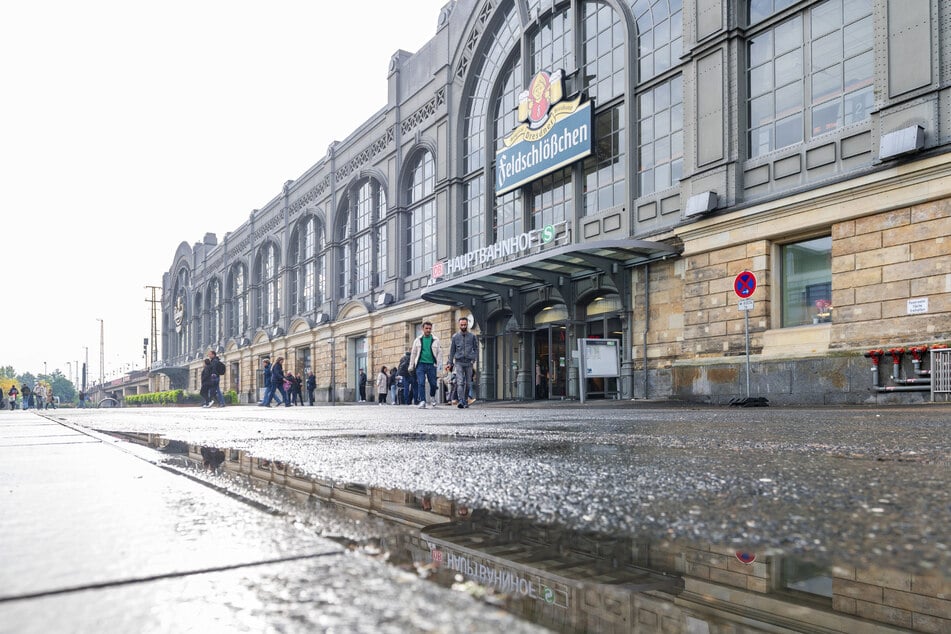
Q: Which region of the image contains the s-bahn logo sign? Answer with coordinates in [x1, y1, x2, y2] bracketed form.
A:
[495, 70, 593, 195]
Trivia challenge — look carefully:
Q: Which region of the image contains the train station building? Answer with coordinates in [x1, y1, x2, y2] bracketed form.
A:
[156, 0, 951, 405]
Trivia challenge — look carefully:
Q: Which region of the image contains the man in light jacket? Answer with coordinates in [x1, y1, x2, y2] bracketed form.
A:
[409, 321, 442, 408]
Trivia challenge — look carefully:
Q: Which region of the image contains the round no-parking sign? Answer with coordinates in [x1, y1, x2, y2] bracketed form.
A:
[734, 271, 757, 298]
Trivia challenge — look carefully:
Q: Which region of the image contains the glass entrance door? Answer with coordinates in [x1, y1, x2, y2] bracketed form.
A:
[534, 326, 567, 399]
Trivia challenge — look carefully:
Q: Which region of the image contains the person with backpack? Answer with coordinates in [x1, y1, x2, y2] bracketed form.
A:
[7, 385, 18, 410]
[200, 358, 215, 407]
[208, 350, 227, 407]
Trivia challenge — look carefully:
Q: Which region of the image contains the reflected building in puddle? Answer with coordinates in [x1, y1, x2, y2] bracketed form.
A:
[119, 433, 947, 633]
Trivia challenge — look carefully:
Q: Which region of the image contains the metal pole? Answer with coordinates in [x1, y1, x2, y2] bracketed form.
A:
[744, 309, 751, 398]
[97, 319, 104, 387]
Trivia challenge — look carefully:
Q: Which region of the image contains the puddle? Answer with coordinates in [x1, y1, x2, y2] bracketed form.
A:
[102, 431, 949, 633]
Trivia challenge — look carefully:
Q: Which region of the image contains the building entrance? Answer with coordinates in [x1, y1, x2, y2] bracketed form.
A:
[485, 313, 520, 401]
[533, 326, 567, 400]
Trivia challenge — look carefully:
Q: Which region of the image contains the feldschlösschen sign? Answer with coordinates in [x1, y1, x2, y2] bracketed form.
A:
[495, 70, 593, 195]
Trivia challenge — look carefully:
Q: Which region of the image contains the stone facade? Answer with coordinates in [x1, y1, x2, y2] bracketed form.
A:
[155, 0, 951, 405]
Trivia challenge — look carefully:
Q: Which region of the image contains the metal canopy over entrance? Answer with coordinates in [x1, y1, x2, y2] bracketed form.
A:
[421, 239, 680, 307]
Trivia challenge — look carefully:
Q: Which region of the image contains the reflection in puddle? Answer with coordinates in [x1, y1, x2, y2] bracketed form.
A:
[109, 432, 949, 633]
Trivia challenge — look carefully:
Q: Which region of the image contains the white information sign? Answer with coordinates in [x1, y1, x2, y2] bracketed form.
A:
[907, 298, 929, 315]
[738, 299, 754, 311]
[579, 338, 620, 377]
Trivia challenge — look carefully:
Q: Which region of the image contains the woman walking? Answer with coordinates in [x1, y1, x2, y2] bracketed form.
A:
[376, 365, 388, 405]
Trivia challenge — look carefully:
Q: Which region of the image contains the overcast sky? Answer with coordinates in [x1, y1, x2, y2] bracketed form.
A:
[0, 0, 449, 383]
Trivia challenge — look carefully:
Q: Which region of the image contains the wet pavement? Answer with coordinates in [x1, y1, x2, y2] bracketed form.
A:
[0, 412, 546, 633]
[3, 402, 949, 632]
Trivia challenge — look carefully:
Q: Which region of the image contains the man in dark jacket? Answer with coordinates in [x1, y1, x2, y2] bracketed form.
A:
[208, 350, 227, 407]
[259, 359, 279, 406]
[397, 351, 414, 405]
[306, 372, 316, 405]
[447, 317, 479, 409]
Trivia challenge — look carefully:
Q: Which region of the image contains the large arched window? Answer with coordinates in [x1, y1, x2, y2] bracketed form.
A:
[336, 178, 386, 300]
[227, 262, 247, 337]
[290, 214, 326, 315]
[193, 292, 203, 351]
[463, 0, 520, 252]
[463, 1, 638, 246]
[631, 0, 684, 197]
[406, 151, 437, 275]
[254, 242, 280, 327]
[206, 278, 221, 344]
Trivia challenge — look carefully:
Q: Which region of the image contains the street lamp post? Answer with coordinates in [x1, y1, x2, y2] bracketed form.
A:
[97, 319, 104, 388]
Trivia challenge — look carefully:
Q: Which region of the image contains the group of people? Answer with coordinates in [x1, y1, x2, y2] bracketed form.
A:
[258, 357, 317, 407]
[6, 383, 56, 410]
[363, 317, 480, 409]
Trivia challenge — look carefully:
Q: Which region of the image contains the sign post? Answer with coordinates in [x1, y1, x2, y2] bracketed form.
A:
[734, 272, 757, 399]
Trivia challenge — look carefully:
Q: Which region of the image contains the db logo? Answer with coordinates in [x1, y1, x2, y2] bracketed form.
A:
[431, 549, 443, 564]
[431, 261, 445, 278]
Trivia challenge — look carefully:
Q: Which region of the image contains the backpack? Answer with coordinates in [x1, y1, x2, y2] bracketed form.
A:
[214, 359, 226, 375]
[398, 356, 410, 377]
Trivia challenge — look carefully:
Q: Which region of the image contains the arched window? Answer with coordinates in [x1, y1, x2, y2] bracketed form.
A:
[193, 292, 203, 351]
[207, 278, 221, 344]
[336, 178, 386, 300]
[631, 0, 683, 81]
[290, 215, 326, 315]
[463, 1, 641, 243]
[227, 263, 247, 337]
[254, 242, 280, 327]
[406, 151, 437, 275]
[463, 0, 520, 252]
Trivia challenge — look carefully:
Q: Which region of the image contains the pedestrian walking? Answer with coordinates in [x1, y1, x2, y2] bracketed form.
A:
[397, 350, 414, 405]
[388, 367, 398, 404]
[358, 369, 367, 402]
[208, 350, 227, 407]
[447, 316, 478, 409]
[7, 385, 18, 410]
[200, 358, 214, 407]
[259, 359, 280, 406]
[290, 373, 304, 406]
[375, 366, 388, 405]
[306, 372, 316, 405]
[272, 357, 290, 407]
[410, 321, 442, 409]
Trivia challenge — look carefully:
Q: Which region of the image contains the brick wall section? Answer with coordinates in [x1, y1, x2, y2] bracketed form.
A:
[832, 564, 950, 632]
[681, 241, 769, 357]
[831, 199, 951, 349]
[632, 259, 686, 367]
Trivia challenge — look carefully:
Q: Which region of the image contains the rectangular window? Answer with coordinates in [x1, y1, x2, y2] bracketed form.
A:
[781, 236, 832, 327]
[637, 75, 683, 197]
[747, 0, 872, 158]
[583, 103, 626, 215]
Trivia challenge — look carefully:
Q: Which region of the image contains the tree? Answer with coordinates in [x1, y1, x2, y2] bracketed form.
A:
[48, 370, 76, 403]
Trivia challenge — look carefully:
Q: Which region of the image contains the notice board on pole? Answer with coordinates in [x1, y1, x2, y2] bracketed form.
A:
[579, 338, 620, 378]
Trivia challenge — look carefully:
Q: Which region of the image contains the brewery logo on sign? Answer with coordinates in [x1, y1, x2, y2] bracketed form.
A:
[495, 70, 593, 195]
[174, 296, 186, 334]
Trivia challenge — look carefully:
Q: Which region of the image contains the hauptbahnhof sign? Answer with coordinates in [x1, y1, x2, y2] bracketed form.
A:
[495, 70, 593, 195]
